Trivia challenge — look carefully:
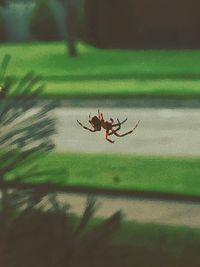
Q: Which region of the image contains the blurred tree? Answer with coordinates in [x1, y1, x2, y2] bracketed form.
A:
[0, 54, 66, 215]
[0, 0, 36, 42]
[83, 0, 135, 48]
[0, 195, 123, 267]
[49, 0, 83, 57]
[62, 0, 79, 57]
[1, 0, 81, 56]
[31, 0, 60, 41]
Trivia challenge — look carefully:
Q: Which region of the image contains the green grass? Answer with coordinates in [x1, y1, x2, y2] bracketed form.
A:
[97, 219, 200, 267]
[21, 153, 200, 197]
[1, 41, 200, 97]
[47, 79, 200, 97]
[70, 213, 200, 266]
[2, 208, 200, 267]
[72, 213, 200, 266]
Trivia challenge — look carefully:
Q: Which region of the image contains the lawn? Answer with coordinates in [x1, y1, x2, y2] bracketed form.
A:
[18, 153, 200, 197]
[94, 219, 200, 267]
[1, 41, 200, 97]
[2, 208, 200, 267]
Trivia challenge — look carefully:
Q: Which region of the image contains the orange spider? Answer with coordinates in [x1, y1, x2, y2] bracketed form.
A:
[77, 110, 140, 143]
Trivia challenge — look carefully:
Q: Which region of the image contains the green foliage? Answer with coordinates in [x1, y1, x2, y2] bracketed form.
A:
[0, 196, 122, 267]
[115, 220, 200, 267]
[0, 55, 65, 215]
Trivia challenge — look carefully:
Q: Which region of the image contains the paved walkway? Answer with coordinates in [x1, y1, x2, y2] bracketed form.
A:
[54, 107, 200, 155]
[57, 193, 200, 229]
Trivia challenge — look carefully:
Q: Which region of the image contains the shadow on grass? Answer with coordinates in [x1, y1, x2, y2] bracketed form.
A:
[7, 72, 200, 83]
[0, 192, 199, 267]
[0, 193, 123, 267]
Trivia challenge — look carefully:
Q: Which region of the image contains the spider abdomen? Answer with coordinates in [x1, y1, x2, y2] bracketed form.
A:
[90, 116, 101, 131]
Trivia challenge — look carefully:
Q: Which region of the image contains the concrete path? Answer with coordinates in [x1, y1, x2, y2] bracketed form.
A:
[54, 107, 200, 155]
[57, 193, 200, 229]
[51, 107, 200, 228]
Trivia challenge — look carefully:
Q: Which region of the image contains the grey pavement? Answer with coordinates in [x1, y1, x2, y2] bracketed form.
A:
[57, 193, 200, 229]
[54, 107, 200, 155]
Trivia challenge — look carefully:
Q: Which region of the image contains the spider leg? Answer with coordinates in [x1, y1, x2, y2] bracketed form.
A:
[112, 120, 140, 137]
[108, 120, 121, 135]
[110, 118, 114, 124]
[98, 110, 104, 121]
[109, 128, 120, 136]
[111, 119, 122, 131]
[98, 109, 101, 119]
[112, 118, 128, 127]
[109, 118, 123, 135]
[108, 118, 125, 136]
[77, 120, 96, 132]
[105, 130, 115, 143]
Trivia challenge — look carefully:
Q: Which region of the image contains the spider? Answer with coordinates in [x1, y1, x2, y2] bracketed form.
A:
[77, 110, 140, 143]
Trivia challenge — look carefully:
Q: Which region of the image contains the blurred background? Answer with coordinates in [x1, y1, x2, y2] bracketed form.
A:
[1, 0, 200, 48]
[0, 1, 200, 266]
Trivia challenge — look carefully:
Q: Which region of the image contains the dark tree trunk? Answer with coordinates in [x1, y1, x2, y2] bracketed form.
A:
[65, 0, 78, 57]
